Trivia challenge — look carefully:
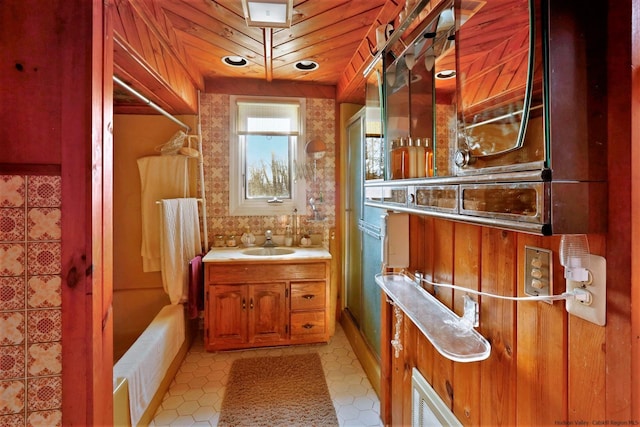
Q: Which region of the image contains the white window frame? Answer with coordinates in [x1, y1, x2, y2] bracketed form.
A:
[229, 95, 307, 216]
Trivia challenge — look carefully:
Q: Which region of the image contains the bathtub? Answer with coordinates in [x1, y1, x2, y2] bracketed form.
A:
[113, 304, 190, 426]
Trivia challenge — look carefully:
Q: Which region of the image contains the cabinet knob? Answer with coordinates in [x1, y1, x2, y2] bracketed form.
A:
[302, 323, 315, 329]
[302, 294, 316, 300]
[454, 149, 472, 168]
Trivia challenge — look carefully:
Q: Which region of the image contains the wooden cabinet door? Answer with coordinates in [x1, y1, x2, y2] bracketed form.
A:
[208, 284, 248, 348]
[249, 282, 288, 344]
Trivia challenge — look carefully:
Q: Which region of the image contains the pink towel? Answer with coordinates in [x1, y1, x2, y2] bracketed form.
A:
[188, 254, 203, 319]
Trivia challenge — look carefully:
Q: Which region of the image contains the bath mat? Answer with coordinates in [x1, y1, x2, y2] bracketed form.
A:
[218, 353, 338, 427]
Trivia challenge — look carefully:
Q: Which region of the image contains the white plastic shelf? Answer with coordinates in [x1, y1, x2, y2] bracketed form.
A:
[376, 273, 491, 362]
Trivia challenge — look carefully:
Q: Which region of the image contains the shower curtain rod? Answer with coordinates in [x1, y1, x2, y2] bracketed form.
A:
[113, 75, 191, 132]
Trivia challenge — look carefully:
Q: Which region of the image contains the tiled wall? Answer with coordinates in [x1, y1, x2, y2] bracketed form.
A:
[199, 94, 336, 245]
[0, 175, 62, 426]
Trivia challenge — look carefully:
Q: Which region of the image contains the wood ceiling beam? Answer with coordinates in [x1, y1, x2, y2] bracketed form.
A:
[263, 28, 273, 82]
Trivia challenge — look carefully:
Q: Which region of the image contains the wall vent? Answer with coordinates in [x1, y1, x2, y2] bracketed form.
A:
[412, 368, 462, 427]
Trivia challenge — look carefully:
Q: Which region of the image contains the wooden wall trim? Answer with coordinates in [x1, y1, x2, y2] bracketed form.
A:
[631, 0, 640, 418]
[205, 77, 336, 99]
[606, 0, 635, 420]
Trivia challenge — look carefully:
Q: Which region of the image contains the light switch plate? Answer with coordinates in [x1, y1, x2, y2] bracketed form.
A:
[565, 254, 606, 326]
[524, 246, 552, 302]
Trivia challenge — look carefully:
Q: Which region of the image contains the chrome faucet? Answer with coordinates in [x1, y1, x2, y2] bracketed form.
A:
[263, 229, 277, 247]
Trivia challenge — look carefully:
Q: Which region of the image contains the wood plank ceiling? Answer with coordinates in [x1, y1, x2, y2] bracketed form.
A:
[112, 0, 529, 114]
[112, 0, 405, 112]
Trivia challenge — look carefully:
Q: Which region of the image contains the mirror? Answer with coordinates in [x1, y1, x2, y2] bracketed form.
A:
[364, 58, 385, 181]
[384, 3, 453, 180]
[455, 0, 544, 171]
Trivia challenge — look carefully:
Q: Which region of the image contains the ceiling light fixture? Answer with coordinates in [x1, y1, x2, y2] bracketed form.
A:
[294, 60, 319, 71]
[241, 0, 293, 28]
[222, 56, 248, 67]
[424, 48, 436, 72]
[435, 69, 456, 79]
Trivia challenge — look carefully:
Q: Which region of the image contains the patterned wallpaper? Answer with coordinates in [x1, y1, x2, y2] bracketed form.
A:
[0, 175, 63, 427]
[199, 94, 336, 246]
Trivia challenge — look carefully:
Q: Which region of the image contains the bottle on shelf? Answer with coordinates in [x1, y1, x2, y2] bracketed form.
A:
[424, 137, 434, 177]
[414, 138, 426, 178]
[391, 137, 409, 179]
[407, 137, 418, 178]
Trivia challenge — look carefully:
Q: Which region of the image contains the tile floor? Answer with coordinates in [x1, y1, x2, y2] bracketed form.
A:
[150, 324, 384, 426]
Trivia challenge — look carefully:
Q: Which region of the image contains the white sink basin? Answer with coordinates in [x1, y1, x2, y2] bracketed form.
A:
[242, 247, 295, 256]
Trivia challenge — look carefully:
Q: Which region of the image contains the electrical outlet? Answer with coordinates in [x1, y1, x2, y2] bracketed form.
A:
[524, 246, 552, 302]
[565, 254, 606, 326]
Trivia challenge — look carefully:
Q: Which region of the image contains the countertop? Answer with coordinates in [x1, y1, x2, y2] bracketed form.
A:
[203, 245, 332, 262]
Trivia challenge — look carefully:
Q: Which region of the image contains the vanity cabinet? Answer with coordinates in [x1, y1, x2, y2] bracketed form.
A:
[204, 260, 330, 351]
[208, 282, 287, 350]
[289, 281, 327, 342]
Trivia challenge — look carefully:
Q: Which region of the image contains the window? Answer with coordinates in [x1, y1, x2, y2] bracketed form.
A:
[229, 96, 307, 216]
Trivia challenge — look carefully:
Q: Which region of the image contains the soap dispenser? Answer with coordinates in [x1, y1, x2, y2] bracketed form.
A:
[240, 226, 255, 247]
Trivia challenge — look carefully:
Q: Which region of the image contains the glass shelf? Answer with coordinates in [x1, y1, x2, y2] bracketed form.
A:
[375, 273, 491, 362]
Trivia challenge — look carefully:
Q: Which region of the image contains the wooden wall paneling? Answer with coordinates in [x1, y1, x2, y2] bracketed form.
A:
[515, 234, 568, 425]
[132, 9, 160, 74]
[114, 0, 144, 57]
[479, 228, 517, 426]
[390, 305, 407, 425]
[605, 0, 634, 420]
[628, 0, 640, 417]
[433, 218, 454, 307]
[431, 219, 454, 409]
[148, 30, 169, 82]
[568, 314, 606, 421]
[452, 223, 482, 426]
[402, 318, 419, 427]
[414, 322, 435, 385]
[380, 295, 393, 425]
[422, 217, 436, 291]
[409, 214, 426, 272]
[112, 0, 200, 114]
[567, 233, 607, 422]
[129, 0, 203, 89]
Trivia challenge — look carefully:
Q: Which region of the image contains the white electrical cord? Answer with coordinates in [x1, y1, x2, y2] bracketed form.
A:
[414, 274, 590, 303]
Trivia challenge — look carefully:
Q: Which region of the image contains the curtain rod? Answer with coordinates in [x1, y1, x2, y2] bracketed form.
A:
[113, 75, 191, 132]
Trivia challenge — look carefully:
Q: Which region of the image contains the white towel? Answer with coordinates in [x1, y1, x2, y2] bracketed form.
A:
[159, 198, 201, 304]
[137, 156, 190, 272]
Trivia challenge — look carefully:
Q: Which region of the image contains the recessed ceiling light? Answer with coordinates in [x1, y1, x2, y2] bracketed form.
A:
[294, 60, 319, 71]
[435, 69, 456, 79]
[222, 56, 248, 67]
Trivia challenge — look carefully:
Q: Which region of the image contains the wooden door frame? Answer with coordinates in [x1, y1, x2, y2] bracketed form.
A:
[61, 0, 114, 424]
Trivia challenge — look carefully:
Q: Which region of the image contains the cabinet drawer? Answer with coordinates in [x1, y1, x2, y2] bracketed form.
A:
[207, 262, 326, 283]
[291, 282, 326, 310]
[290, 311, 325, 336]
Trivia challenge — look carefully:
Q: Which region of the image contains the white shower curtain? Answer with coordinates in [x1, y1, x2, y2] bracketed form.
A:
[159, 198, 201, 304]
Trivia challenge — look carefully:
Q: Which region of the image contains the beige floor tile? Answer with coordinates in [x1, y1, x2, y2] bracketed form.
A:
[151, 324, 383, 426]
